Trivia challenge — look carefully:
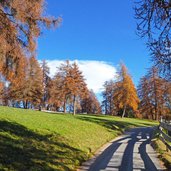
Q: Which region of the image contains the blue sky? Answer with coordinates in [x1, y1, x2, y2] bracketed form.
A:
[37, 0, 152, 92]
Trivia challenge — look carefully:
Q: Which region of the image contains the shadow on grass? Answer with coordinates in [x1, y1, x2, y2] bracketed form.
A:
[0, 120, 86, 171]
[76, 115, 155, 133]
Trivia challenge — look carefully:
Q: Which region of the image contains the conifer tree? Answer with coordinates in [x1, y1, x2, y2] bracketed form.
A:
[102, 80, 115, 115]
[138, 76, 155, 119]
[81, 90, 101, 114]
[69, 62, 88, 115]
[25, 57, 43, 108]
[0, 0, 61, 79]
[8, 57, 43, 109]
[113, 64, 139, 118]
[49, 73, 64, 111]
[52, 61, 88, 114]
[138, 67, 171, 120]
[58, 61, 72, 113]
[41, 60, 51, 108]
[7, 55, 27, 102]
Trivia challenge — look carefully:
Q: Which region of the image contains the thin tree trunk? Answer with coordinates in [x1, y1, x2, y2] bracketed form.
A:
[64, 102, 66, 113]
[23, 101, 26, 109]
[26, 100, 28, 109]
[73, 95, 76, 115]
[39, 104, 42, 111]
[47, 104, 49, 110]
[64, 99, 66, 113]
[122, 106, 126, 118]
[110, 97, 112, 115]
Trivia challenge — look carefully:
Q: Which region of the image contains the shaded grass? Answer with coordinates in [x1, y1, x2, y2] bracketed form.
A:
[75, 114, 157, 132]
[0, 106, 158, 170]
[0, 120, 86, 171]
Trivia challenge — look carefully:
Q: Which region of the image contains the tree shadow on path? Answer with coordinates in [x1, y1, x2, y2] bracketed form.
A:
[81, 127, 167, 171]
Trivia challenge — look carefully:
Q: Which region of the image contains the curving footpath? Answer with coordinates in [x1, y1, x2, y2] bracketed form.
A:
[78, 127, 166, 171]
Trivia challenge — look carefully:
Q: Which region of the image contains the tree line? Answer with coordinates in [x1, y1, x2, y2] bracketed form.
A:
[102, 64, 171, 120]
[0, 58, 101, 115]
[0, 55, 170, 119]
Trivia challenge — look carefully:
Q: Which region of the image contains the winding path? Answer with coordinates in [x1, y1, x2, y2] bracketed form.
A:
[79, 127, 166, 171]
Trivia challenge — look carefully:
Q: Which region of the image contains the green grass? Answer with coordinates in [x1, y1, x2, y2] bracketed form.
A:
[0, 106, 158, 171]
[152, 129, 171, 170]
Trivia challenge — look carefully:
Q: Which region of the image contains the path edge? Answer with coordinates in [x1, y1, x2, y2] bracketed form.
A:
[77, 134, 126, 171]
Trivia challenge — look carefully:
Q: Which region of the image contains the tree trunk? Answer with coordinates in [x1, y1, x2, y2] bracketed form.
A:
[23, 101, 26, 109]
[39, 104, 42, 111]
[12, 101, 15, 107]
[73, 95, 76, 115]
[64, 100, 66, 113]
[110, 98, 112, 115]
[47, 104, 49, 110]
[122, 106, 126, 118]
[25, 100, 28, 109]
[155, 110, 159, 121]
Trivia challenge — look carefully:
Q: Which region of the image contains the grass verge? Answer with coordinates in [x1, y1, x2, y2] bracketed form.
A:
[0, 106, 157, 171]
[151, 129, 171, 170]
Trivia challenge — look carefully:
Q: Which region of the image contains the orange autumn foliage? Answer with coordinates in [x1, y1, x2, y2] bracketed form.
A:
[113, 64, 139, 117]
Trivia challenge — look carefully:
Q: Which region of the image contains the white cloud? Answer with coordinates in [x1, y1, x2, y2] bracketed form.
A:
[42, 60, 117, 93]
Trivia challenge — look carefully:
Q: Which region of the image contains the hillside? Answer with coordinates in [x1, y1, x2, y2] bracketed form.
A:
[0, 106, 157, 171]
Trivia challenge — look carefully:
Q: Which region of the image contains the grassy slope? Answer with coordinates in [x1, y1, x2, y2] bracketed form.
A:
[0, 106, 157, 171]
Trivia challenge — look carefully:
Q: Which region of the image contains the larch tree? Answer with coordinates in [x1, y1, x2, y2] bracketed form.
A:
[7, 56, 27, 103]
[21, 57, 43, 109]
[148, 67, 165, 120]
[5, 56, 43, 108]
[0, 0, 61, 109]
[0, 0, 61, 106]
[52, 61, 88, 115]
[81, 89, 101, 114]
[49, 72, 65, 111]
[113, 64, 139, 118]
[67, 62, 88, 115]
[41, 60, 51, 108]
[102, 80, 115, 115]
[28, 57, 43, 108]
[58, 61, 72, 113]
[138, 76, 154, 119]
[0, 0, 61, 73]
[135, 0, 171, 79]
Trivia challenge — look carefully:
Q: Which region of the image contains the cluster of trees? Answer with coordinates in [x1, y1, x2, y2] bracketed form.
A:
[138, 67, 171, 120]
[102, 64, 171, 120]
[0, 59, 101, 115]
[48, 61, 101, 114]
[134, 0, 171, 119]
[101, 0, 171, 119]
